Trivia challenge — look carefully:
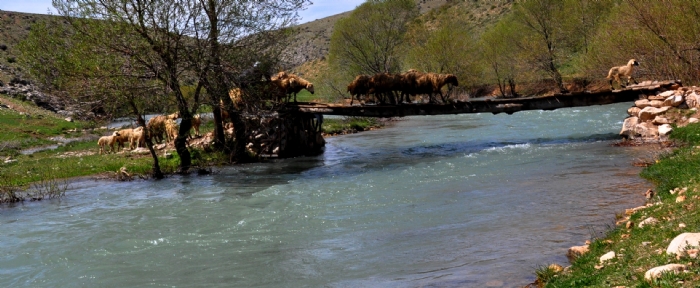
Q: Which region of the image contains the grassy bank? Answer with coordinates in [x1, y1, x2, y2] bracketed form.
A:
[541, 124, 700, 287]
[0, 95, 387, 201]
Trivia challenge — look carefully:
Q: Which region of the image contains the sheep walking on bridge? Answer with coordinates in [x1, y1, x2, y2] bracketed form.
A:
[607, 59, 639, 89]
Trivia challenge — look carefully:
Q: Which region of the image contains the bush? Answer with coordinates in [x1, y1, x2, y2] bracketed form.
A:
[6, 56, 16, 63]
[0, 44, 7, 51]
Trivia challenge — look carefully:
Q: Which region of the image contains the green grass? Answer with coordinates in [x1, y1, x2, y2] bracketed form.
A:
[322, 117, 383, 135]
[544, 123, 700, 287]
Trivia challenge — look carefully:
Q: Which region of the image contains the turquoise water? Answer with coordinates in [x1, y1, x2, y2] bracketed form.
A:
[0, 103, 649, 287]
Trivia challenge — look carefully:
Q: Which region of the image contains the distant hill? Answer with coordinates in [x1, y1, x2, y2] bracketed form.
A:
[0, 10, 54, 85]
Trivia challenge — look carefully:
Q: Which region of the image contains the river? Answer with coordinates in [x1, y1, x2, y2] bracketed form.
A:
[0, 102, 649, 287]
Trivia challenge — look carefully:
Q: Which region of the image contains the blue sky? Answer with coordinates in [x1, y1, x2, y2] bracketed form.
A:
[0, 0, 364, 24]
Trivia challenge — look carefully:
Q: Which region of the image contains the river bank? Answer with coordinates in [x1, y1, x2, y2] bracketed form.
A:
[535, 86, 700, 286]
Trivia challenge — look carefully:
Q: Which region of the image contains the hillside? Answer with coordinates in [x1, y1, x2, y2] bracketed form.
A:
[281, 0, 511, 69]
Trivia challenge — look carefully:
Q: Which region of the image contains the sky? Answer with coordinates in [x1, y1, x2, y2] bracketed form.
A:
[0, 0, 365, 24]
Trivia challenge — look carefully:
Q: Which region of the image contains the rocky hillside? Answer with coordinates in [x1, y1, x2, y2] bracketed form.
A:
[280, 0, 513, 69]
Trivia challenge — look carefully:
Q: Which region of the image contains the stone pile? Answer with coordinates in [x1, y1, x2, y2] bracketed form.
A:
[620, 82, 700, 141]
[242, 112, 325, 158]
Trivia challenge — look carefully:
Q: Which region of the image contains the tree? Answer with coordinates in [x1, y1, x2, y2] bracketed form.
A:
[51, 0, 308, 170]
[511, 0, 567, 92]
[328, 0, 419, 78]
[479, 17, 522, 97]
[19, 17, 169, 178]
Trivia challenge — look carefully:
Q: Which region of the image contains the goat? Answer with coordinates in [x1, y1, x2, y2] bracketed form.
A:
[606, 59, 639, 89]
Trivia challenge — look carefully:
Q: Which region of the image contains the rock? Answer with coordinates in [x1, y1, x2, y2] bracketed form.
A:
[638, 106, 670, 122]
[635, 99, 651, 108]
[626, 205, 649, 215]
[627, 107, 641, 117]
[649, 100, 665, 108]
[658, 90, 677, 97]
[620, 117, 639, 138]
[686, 92, 700, 108]
[687, 249, 699, 259]
[567, 245, 589, 262]
[626, 221, 634, 229]
[163, 152, 173, 159]
[679, 223, 687, 228]
[676, 195, 686, 203]
[658, 124, 673, 136]
[652, 116, 671, 125]
[689, 118, 699, 124]
[664, 95, 684, 107]
[599, 251, 616, 264]
[64, 117, 73, 122]
[647, 95, 667, 101]
[644, 264, 686, 281]
[667, 233, 700, 256]
[638, 217, 659, 228]
[635, 122, 659, 138]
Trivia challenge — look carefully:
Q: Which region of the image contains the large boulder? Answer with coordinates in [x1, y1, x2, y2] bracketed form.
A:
[635, 99, 651, 109]
[664, 95, 684, 107]
[649, 100, 665, 108]
[666, 233, 700, 256]
[635, 122, 659, 139]
[620, 117, 639, 138]
[638, 106, 670, 122]
[659, 124, 673, 136]
[644, 264, 686, 281]
[686, 92, 700, 109]
[658, 90, 677, 98]
[627, 107, 641, 117]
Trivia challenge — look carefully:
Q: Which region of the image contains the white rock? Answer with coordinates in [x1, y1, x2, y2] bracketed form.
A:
[689, 118, 699, 124]
[664, 95, 684, 107]
[638, 106, 670, 122]
[649, 100, 665, 108]
[666, 233, 700, 256]
[627, 107, 641, 117]
[635, 99, 651, 108]
[638, 217, 659, 228]
[620, 117, 639, 138]
[599, 251, 615, 263]
[644, 264, 686, 281]
[635, 122, 659, 138]
[64, 117, 73, 122]
[659, 90, 677, 97]
[658, 124, 673, 136]
[652, 116, 671, 125]
[686, 92, 700, 108]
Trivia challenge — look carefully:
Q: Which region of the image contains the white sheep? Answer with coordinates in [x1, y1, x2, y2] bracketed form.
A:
[98, 131, 121, 154]
[606, 59, 639, 89]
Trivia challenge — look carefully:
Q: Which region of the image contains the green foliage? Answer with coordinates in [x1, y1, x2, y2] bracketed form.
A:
[328, 0, 419, 78]
[322, 117, 383, 135]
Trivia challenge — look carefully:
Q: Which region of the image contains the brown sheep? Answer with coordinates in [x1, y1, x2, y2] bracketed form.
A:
[147, 115, 169, 143]
[271, 72, 314, 103]
[606, 59, 639, 89]
[398, 70, 425, 103]
[98, 131, 121, 154]
[130, 126, 145, 149]
[368, 73, 403, 104]
[114, 128, 135, 150]
[191, 114, 202, 138]
[347, 75, 371, 105]
[414, 73, 459, 103]
[165, 119, 178, 143]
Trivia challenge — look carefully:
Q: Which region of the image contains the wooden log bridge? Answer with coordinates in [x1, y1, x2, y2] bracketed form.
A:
[289, 80, 681, 117]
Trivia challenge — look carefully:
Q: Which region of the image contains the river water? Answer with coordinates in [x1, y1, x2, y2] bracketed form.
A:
[1, 103, 650, 287]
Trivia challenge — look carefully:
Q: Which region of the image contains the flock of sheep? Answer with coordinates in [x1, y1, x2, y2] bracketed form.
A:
[97, 59, 639, 155]
[347, 70, 459, 105]
[97, 112, 202, 154]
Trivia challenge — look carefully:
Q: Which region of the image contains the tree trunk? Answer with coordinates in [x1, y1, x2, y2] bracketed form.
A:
[129, 100, 163, 179]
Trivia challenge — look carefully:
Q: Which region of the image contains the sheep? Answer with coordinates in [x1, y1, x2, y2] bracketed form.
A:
[414, 73, 459, 103]
[130, 126, 145, 149]
[368, 73, 403, 104]
[398, 69, 425, 103]
[347, 75, 371, 105]
[98, 131, 121, 154]
[147, 115, 169, 143]
[606, 59, 639, 89]
[164, 119, 178, 143]
[114, 128, 135, 150]
[271, 72, 314, 103]
[190, 114, 201, 138]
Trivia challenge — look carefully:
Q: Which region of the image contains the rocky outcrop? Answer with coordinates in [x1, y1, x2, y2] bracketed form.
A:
[620, 83, 700, 141]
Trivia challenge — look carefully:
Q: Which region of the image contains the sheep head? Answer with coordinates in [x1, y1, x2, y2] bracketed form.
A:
[306, 83, 315, 94]
[445, 74, 459, 86]
[628, 59, 639, 66]
[112, 131, 121, 137]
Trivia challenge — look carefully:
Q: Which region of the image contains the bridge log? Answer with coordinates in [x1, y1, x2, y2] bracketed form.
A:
[290, 80, 681, 118]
